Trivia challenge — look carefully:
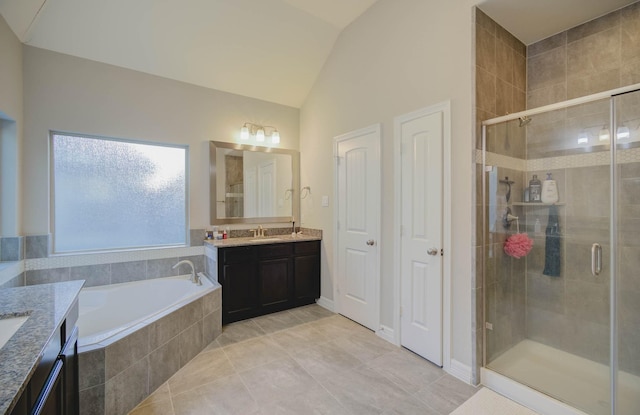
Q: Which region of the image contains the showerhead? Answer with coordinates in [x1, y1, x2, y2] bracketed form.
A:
[519, 116, 532, 127]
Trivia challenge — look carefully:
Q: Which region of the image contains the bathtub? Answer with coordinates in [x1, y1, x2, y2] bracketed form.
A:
[77, 273, 222, 415]
[78, 274, 215, 348]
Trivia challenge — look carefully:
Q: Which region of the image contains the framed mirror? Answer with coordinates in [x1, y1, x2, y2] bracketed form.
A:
[209, 141, 300, 225]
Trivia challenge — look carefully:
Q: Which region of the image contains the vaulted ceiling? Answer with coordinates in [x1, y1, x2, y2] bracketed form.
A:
[0, 0, 636, 108]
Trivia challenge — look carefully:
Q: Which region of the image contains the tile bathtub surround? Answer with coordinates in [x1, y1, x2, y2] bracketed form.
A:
[25, 235, 49, 259]
[79, 284, 222, 415]
[0, 236, 24, 261]
[128, 305, 477, 415]
[0, 272, 25, 288]
[25, 252, 206, 287]
[0, 261, 25, 288]
[24, 230, 206, 261]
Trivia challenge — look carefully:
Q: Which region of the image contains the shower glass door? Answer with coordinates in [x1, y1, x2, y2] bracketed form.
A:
[483, 96, 614, 415]
[613, 90, 640, 415]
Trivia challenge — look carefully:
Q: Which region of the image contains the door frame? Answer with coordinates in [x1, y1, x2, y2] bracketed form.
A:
[333, 124, 381, 330]
[393, 102, 452, 370]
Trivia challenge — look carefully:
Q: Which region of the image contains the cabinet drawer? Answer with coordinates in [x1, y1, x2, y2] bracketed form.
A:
[294, 241, 320, 255]
[222, 246, 256, 264]
[259, 243, 292, 258]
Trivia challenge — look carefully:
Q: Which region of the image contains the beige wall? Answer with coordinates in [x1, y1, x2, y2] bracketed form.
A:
[300, 0, 476, 370]
[0, 14, 23, 236]
[22, 46, 299, 234]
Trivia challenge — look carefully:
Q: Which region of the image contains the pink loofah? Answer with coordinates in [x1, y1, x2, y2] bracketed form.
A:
[504, 233, 534, 258]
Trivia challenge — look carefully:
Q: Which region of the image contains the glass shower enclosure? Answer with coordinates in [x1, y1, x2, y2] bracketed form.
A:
[481, 85, 640, 415]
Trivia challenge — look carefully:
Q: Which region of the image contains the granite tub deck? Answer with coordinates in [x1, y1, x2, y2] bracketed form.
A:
[78, 278, 222, 415]
[0, 280, 84, 415]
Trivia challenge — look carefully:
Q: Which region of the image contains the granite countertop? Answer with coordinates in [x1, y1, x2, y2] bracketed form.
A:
[205, 233, 321, 248]
[0, 280, 84, 415]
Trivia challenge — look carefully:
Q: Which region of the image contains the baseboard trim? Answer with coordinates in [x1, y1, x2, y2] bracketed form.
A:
[447, 359, 473, 384]
[376, 325, 397, 345]
[316, 296, 334, 312]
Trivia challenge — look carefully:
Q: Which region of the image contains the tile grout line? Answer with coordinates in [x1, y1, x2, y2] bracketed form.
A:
[166, 382, 177, 415]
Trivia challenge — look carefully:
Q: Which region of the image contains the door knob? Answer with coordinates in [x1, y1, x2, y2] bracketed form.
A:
[427, 248, 439, 256]
[366, 240, 375, 246]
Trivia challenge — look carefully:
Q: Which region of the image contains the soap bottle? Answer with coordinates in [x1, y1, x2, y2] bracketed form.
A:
[529, 174, 542, 202]
[541, 172, 559, 204]
[534, 218, 541, 234]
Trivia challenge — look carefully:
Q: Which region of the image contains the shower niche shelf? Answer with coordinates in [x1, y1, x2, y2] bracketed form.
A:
[512, 202, 565, 206]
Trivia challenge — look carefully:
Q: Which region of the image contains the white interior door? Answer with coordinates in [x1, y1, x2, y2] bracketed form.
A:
[335, 125, 381, 331]
[398, 109, 443, 366]
[244, 167, 257, 217]
[258, 160, 276, 216]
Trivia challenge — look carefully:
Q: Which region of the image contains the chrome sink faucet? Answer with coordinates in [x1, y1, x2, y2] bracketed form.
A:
[172, 260, 200, 285]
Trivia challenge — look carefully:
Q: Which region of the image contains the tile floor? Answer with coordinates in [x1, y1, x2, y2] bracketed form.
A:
[128, 304, 478, 415]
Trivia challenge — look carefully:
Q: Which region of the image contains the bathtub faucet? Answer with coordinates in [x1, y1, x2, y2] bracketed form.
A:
[172, 260, 201, 285]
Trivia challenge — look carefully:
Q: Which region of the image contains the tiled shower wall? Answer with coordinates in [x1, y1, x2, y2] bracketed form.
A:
[474, 1, 640, 382]
[527, 3, 640, 108]
[522, 1, 640, 377]
[473, 8, 527, 383]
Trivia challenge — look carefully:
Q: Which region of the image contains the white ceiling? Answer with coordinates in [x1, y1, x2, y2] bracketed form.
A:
[0, 0, 636, 107]
[477, 0, 638, 45]
[0, 0, 378, 108]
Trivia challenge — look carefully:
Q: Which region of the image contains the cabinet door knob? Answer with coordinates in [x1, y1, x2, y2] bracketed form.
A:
[366, 239, 375, 246]
[427, 248, 439, 256]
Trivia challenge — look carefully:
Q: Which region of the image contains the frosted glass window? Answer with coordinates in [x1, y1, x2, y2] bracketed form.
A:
[52, 133, 188, 253]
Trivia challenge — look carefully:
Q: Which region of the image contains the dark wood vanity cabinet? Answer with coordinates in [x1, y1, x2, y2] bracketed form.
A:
[220, 240, 320, 324]
[10, 303, 79, 415]
[293, 242, 321, 306]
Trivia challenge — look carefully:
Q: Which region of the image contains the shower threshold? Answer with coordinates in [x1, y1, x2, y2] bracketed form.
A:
[484, 340, 640, 415]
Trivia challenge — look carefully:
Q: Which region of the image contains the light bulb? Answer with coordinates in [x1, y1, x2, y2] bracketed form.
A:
[617, 126, 630, 141]
[271, 130, 280, 144]
[256, 128, 265, 142]
[598, 126, 610, 142]
[240, 126, 249, 140]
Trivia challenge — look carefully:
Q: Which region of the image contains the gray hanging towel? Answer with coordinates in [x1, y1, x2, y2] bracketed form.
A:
[543, 204, 561, 277]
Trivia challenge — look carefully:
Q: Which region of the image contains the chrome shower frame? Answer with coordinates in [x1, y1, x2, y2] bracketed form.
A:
[480, 82, 640, 415]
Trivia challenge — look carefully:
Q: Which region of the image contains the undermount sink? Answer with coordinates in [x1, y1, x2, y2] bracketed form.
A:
[249, 237, 282, 242]
[0, 315, 29, 349]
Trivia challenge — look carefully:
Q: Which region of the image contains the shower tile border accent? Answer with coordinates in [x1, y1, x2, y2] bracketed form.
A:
[25, 246, 205, 271]
[478, 147, 640, 173]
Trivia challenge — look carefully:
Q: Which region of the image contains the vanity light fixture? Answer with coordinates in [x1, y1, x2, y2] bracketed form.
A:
[240, 122, 280, 144]
[598, 126, 610, 142]
[617, 125, 630, 141]
[577, 130, 589, 145]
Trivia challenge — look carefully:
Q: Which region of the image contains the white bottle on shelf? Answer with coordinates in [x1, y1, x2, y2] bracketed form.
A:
[541, 173, 559, 204]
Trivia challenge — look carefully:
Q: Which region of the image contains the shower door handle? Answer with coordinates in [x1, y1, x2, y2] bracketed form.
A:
[591, 243, 602, 277]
